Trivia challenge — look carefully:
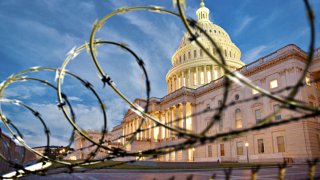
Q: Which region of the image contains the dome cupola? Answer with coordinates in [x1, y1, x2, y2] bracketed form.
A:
[196, 0, 210, 22]
[166, 0, 245, 94]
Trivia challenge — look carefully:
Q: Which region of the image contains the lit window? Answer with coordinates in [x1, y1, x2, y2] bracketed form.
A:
[306, 75, 311, 86]
[220, 144, 225, 156]
[252, 89, 259, 95]
[270, 79, 278, 89]
[200, 71, 204, 84]
[236, 141, 244, 155]
[235, 109, 243, 128]
[183, 77, 186, 86]
[258, 139, 264, 154]
[273, 104, 282, 120]
[193, 72, 197, 85]
[277, 136, 285, 152]
[214, 69, 218, 79]
[255, 109, 261, 123]
[208, 145, 213, 157]
[207, 70, 212, 82]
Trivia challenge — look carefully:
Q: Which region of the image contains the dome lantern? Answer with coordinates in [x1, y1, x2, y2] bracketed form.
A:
[196, 0, 210, 22]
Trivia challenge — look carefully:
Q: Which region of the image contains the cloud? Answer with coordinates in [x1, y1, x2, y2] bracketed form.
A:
[242, 45, 268, 63]
[4, 84, 48, 100]
[68, 96, 83, 102]
[234, 16, 255, 36]
[1, 100, 128, 147]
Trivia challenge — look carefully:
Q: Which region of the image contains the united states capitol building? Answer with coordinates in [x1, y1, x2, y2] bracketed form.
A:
[75, 1, 320, 163]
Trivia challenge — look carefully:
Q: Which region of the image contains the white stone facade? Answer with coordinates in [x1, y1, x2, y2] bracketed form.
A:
[76, 2, 320, 163]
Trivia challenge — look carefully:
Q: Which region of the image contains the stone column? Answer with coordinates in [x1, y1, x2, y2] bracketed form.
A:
[151, 114, 154, 142]
[170, 107, 174, 139]
[165, 110, 168, 139]
[204, 65, 207, 84]
[191, 103, 196, 132]
[175, 74, 179, 90]
[182, 102, 187, 130]
[159, 112, 163, 140]
[145, 122, 148, 140]
[211, 65, 214, 81]
[182, 149, 189, 161]
[168, 79, 170, 93]
[172, 78, 175, 92]
[136, 119, 139, 140]
[175, 104, 180, 130]
[188, 68, 192, 87]
[181, 70, 185, 87]
[215, 66, 219, 79]
[195, 67, 199, 86]
[175, 151, 179, 161]
[220, 67, 223, 77]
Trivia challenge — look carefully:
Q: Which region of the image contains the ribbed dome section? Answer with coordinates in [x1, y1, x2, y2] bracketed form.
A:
[178, 22, 232, 48]
[166, 0, 245, 94]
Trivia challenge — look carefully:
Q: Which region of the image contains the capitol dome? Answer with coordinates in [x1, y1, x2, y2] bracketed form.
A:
[166, 0, 245, 94]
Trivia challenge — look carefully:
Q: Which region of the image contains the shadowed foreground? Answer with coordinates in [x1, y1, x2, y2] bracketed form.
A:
[21, 164, 319, 180]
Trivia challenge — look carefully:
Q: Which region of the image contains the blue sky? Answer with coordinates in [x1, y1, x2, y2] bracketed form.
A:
[0, 0, 319, 147]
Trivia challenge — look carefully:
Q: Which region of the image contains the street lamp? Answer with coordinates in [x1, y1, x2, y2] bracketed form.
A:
[245, 142, 249, 163]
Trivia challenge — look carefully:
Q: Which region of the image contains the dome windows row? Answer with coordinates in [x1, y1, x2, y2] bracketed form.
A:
[179, 27, 229, 48]
[173, 47, 240, 66]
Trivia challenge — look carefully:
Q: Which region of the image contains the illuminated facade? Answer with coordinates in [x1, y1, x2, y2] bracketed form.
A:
[77, 1, 320, 163]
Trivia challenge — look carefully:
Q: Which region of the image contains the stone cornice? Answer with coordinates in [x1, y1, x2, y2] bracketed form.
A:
[194, 44, 311, 97]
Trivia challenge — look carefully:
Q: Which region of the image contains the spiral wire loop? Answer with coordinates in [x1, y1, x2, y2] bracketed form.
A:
[0, 0, 318, 179]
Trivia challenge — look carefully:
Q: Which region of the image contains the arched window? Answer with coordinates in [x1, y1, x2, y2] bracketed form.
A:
[183, 54, 186, 61]
[235, 108, 243, 128]
[194, 50, 197, 58]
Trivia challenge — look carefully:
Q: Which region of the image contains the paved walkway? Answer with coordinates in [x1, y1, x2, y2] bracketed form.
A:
[21, 164, 320, 180]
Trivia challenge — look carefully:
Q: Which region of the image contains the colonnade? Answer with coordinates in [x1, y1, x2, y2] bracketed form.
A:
[122, 102, 196, 161]
[122, 102, 194, 143]
[167, 65, 223, 93]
